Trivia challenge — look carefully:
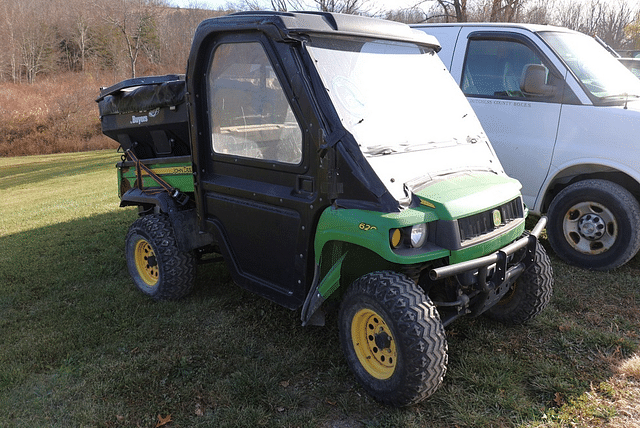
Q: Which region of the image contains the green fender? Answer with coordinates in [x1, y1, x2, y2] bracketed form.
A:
[313, 206, 444, 265]
[301, 206, 447, 326]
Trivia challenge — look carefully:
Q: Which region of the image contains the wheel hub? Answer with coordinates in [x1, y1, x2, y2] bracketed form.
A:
[374, 331, 392, 350]
[146, 255, 158, 268]
[351, 308, 397, 380]
[562, 201, 617, 255]
[134, 239, 159, 286]
[577, 213, 606, 240]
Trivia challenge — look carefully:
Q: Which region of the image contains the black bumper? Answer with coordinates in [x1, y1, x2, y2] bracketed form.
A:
[428, 216, 547, 325]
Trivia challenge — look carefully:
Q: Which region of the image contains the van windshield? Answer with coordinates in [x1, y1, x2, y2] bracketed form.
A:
[306, 36, 500, 202]
[540, 31, 640, 103]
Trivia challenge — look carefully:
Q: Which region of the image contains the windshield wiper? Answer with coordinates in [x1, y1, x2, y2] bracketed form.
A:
[404, 139, 459, 151]
[364, 139, 461, 156]
[364, 146, 398, 156]
[600, 93, 640, 99]
[599, 93, 640, 109]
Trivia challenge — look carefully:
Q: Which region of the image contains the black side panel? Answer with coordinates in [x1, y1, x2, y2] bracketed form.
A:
[100, 105, 190, 159]
[207, 193, 304, 308]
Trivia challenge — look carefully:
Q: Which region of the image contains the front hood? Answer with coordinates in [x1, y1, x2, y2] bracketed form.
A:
[365, 138, 504, 204]
[411, 171, 523, 220]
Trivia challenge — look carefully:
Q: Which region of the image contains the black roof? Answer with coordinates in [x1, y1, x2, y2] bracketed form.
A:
[194, 11, 440, 49]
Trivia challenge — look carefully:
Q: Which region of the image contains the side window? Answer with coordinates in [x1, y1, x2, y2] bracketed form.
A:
[462, 39, 548, 98]
[207, 42, 302, 164]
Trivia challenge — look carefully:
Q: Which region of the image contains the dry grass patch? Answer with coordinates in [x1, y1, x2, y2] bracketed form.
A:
[618, 354, 640, 379]
[526, 354, 640, 428]
[0, 72, 117, 156]
[607, 354, 640, 427]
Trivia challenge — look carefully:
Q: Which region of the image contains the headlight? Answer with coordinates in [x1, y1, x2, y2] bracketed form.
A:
[410, 223, 428, 248]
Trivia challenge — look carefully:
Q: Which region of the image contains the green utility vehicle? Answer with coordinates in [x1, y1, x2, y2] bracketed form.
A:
[97, 11, 553, 406]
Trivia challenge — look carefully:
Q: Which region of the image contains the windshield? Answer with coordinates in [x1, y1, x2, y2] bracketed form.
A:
[307, 37, 500, 201]
[540, 31, 640, 102]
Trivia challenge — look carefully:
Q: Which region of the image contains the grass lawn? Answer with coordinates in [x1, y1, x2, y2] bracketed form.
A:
[1, 150, 639, 427]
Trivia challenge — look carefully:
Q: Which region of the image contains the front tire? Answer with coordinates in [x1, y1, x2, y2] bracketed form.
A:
[547, 179, 640, 270]
[485, 240, 553, 325]
[125, 214, 196, 300]
[338, 271, 448, 407]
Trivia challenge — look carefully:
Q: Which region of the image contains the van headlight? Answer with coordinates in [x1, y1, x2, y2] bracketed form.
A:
[410, 223, 428, 248]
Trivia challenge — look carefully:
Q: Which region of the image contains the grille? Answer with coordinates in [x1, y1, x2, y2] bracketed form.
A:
[458, 197, 524, 244]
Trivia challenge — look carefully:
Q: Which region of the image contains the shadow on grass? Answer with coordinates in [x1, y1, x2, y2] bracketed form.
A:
[1, 210, 639, 427]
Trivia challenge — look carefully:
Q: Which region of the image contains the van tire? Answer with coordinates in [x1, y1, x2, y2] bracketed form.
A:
[338, 271, 448, 406]
[485, 239, 553, 324]
[547, 179, 640, 270]
[125, 214, 196, 300]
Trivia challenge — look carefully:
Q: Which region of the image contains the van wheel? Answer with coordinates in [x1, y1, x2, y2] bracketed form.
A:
[338, 271, 447, 406]
[485, 240, 553, 324]
[547, 179, 640, 270]
[125, 214, 196, 300]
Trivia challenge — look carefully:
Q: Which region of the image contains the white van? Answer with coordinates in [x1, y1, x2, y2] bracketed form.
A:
[413, 23, 640, 270]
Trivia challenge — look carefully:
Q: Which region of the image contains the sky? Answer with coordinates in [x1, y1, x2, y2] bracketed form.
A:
[167, 0, 436, 13]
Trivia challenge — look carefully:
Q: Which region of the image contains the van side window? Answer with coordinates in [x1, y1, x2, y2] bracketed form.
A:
[462, 39, 549, 99]
[207, 42, 303, 164]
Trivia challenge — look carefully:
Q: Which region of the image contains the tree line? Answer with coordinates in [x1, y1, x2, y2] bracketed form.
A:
[1, 0, 639, 85]
[0, 0, 219, 84]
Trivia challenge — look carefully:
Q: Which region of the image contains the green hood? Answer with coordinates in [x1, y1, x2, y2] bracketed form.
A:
[412, 171, 522, 220]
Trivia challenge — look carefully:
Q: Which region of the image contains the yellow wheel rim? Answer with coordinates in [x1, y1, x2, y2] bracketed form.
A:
[134, 239, 159, 286]
[351, 308, 397, 380]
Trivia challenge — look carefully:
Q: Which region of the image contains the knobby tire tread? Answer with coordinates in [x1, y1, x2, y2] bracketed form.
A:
[340, 271, 448, 406]
[485, 240, 553, 325]
[126, 214, 196, 300]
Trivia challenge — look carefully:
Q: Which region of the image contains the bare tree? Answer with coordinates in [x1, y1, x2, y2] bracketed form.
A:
[626, 14, 640, 50]
[75, 16, 92, 72]
[268, 0, 305, 11]
[519, 0, 557, 25]
[156, 6, 220, 72]
[99, 0, 163, 78]
[466, 0, 528, 22]
[57, 1, 97, 73]
[0, 0, 61, 83]
[433, 0, 467, 22]
[16, 1, 60, 83]
[310, 0, 372, 15]
[596, 0, 634, 48]
[381, 0, 465, 23]
[383, 7, 427, 24]
[553, 0, 635, 49]
[0, 1, 19, 82]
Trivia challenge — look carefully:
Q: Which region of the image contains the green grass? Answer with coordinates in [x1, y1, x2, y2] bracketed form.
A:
[1, 150, 640, 427]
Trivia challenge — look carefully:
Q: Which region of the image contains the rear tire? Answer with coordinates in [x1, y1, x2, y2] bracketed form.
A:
[338, 271, 448, 406]
[125, 214, 196, 300]
[485, 240, 553, 325]
[547, 179, 640, 270]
